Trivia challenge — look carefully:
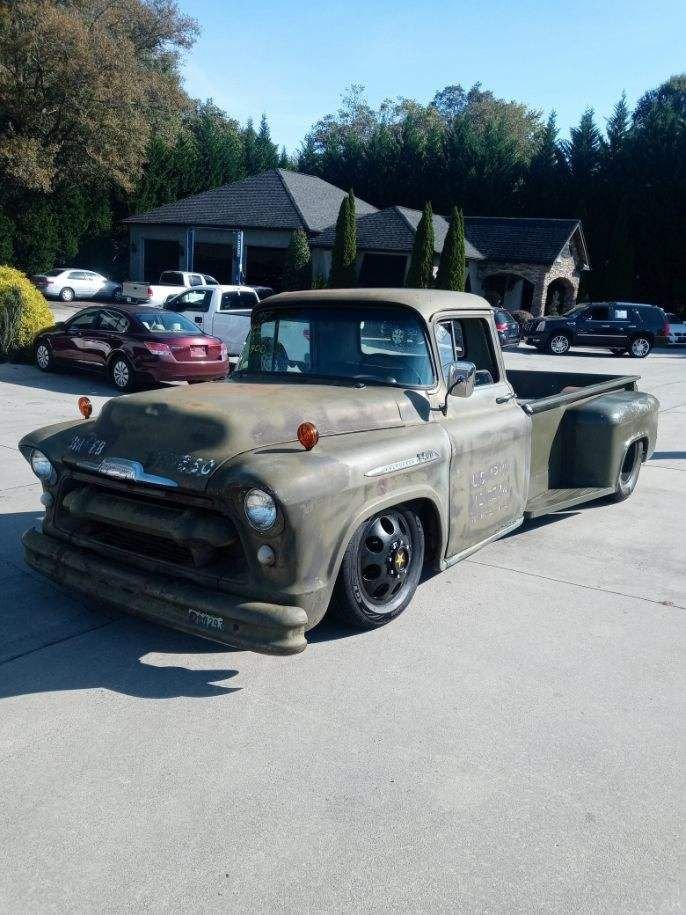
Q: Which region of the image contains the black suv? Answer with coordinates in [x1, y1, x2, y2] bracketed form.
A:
[524, 302, 668, 357]
[493, 307, 520, 349]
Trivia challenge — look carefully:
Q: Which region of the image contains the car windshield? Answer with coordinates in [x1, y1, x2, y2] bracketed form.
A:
[235, 305, 435, 387]
[135, 312, 203, 335]
[45, 269, 63, 277]
[562, 304, 588, 317]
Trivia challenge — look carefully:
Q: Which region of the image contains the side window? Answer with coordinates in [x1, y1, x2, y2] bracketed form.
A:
[220, 291, 259, 311]
[612, 306, 629, 321]
[189, 274, 203, 287]
[68, 271, 87, 280]
[438, 318, 499, 386]
[99, 310, 130, 333]
[160, 272, 183, 286]
[203, 275, 219, 285]
[67, 311, 99, 330]
[590, 306, 610, 320]
[243, 318, 310, 372]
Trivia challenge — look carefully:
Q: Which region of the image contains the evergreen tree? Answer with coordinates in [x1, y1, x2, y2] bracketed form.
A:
[243, 118, 259, 174]
[329, 191, 357, 287]
[606, 93, 630, 156]
[406, 202, 435, 288]
[255, 114, 279, 171]
[521, 111, 562, 216]
[435, 207, 465, 290]
[604, 196, 634, 299]
[282, 230, 312, 290]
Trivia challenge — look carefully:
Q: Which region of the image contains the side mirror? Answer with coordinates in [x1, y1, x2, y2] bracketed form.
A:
[447, 360, 476, 399]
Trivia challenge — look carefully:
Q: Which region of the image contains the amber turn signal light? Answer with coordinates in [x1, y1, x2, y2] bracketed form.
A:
[297, 421, 319, 451]
[78, 396, 92, 419]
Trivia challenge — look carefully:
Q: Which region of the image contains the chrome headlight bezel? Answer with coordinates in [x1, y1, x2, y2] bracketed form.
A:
[243, 488, 277, 532]
[30, 449, 57, 485]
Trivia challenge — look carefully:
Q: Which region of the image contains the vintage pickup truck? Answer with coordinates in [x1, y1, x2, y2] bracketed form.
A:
[19, 290, 658, 655]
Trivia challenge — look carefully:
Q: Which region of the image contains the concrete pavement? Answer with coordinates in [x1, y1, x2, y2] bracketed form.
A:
[0, 343, 683, 912]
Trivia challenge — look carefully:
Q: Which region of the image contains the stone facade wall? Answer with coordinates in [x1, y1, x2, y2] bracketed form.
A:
[473, 253, 582, 317]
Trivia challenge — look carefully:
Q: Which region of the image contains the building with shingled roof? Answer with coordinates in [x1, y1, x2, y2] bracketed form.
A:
[124, 168, 590, 315]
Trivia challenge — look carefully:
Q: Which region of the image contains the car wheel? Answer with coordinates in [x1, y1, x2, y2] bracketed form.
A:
[629, 335, 652, 358]
[109, 355, 136, 392]
[59, 287, 75, 303]
[547, 333, 571, 355]
[331, 506, 424, 629]
[611, 440, 643, 502]
[35, 341, 53, 372]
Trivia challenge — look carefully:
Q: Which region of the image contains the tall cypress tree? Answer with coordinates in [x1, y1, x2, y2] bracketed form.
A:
[435, 206, 465, 291]
[282, 229, 312, 290]
[329, 190, 357, 287]
[406, 202, 435, 288]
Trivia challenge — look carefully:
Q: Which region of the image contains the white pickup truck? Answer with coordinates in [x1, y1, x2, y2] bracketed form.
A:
[122, 270, 219, 307]
[164, 285, 259, 365]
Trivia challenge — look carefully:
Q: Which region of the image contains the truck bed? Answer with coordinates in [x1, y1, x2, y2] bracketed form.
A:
[506, 370, 657, 516]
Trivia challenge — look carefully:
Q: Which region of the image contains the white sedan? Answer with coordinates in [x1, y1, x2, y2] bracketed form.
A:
[32, 268, 122, 303]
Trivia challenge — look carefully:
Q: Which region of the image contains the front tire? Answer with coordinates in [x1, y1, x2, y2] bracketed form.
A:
[547, 333, 571, 355]
[629, 335, 652, 358]
[611, 440, 643, 501]
[35, 341, 53, 372]
[331, 506, 424, 629]
[109, 355, 136, 392]
[59, 287, 75, 303]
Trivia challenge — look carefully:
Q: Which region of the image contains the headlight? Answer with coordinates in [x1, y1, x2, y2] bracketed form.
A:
[536, 321, 545, 331]
[30, 449, 57, 484]
[244, 488, 277, 531]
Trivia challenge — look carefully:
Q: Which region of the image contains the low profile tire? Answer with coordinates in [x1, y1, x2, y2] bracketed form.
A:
[59, 287, 75, 303]
[547, 333, 571, 355]
[35, 341, 53, 372]
[109, 355, 136, 392]
[611, 440, 643, 502]
[331, 506, 424, 629]
[629, 335, 652, 358]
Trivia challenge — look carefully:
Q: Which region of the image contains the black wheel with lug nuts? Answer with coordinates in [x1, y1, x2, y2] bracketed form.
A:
[547, 332, 571, 355]
[109, 355, 136, 392]
[629, 335, 652, 358]
[611, 440, 643, 502]
[331, 506, 424, 629]
[35, 340, 53, 372]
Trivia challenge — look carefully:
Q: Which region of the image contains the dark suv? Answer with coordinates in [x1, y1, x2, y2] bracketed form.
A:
[493, 307, 520, 349]
[524, 302, 668, 357]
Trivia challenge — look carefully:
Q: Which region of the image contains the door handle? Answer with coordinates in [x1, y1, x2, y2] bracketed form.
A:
[194, 316, 203, 324]
[496, 393, 516, 404]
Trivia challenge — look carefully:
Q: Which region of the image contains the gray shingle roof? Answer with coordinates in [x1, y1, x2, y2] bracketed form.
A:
[312, 207, 586, 266]
[464, 216, 585, 265]
[123, 169, 376, 234]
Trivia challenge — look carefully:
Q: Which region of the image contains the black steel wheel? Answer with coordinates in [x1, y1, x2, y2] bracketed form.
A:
[331, 506, 424, 629]
[611, 440, 643, 502]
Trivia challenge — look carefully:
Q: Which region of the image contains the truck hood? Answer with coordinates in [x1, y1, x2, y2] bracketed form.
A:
[61, 379, 406, 492]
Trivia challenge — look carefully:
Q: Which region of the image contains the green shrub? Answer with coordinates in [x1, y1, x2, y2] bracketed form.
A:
[0, 266, 54, 360]
[510, 309, 533, 327]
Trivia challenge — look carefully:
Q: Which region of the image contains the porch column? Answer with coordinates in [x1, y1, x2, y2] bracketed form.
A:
[530, 271, 548, 317]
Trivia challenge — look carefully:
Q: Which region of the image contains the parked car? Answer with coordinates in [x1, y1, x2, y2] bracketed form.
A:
[523, 302, 669, 357]
[493, 307, 520, 349]
[122, 271, 219, 307]
[32, 268, 122, 303]
[164, 285, 259, 366]
[34, 304, 229, 391]
[663, 312, 686, 345]
[20, 289, 657, 655]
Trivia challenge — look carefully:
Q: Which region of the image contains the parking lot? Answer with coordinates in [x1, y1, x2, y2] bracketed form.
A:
[0, 331, 683, 910]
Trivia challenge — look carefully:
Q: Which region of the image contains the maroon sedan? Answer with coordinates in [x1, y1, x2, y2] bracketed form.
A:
[34, 305, 230, 391]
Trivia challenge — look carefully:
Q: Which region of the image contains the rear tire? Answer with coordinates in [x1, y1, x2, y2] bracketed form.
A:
[611, 440, 642, 502]
[331, 506, 424, 629]
[59, 287, 75, 303]
[547, 333, 571, 355]
[109, 355, 136, 392]
[35, 341, 53, 372]
[629, 335, 652, 358]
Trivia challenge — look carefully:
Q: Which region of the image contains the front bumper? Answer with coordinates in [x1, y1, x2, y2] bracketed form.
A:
[23, 527, 308, 655]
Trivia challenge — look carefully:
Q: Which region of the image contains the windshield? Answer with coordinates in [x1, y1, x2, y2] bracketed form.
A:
[562, 304, 588, 317]
[135, 312, 203, 335]
[45, 269, 63, 277]
[235, 306, 435, 387]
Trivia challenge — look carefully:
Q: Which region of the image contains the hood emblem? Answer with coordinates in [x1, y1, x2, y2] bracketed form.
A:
[96, 457, 178, 488]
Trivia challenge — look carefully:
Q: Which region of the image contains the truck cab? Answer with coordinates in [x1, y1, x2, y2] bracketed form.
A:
[165, 285, 259, 365]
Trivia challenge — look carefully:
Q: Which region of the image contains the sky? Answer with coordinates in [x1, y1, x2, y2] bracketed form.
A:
[180, 0, 686, 153]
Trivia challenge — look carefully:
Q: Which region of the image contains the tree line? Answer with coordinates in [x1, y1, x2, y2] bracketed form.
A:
[0, 2, 684, 306]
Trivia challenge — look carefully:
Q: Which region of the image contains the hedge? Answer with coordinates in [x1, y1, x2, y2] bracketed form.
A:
[0, 266, 54, 360]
